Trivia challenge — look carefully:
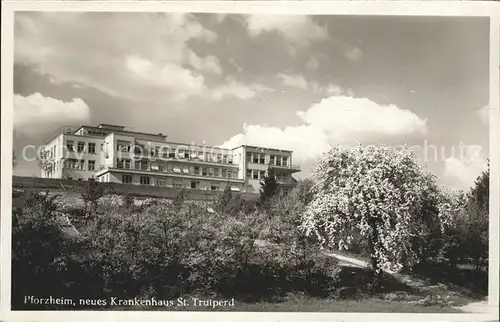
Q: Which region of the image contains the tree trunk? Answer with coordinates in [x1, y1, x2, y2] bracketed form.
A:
[367, 217, 380, 291]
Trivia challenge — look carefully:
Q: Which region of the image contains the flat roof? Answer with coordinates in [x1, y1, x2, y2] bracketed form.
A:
[97, 124, 126, 129]
[74, 125, 167, 139]
[234, 144, 293, 153]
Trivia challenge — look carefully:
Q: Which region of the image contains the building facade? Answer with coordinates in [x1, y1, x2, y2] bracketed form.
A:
[40, 124, 300, 194]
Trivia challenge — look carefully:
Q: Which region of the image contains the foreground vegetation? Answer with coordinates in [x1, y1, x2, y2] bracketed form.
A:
[11, 145, 489, 311]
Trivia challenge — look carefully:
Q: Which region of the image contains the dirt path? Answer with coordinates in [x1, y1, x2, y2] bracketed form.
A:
[327, 252, 492, 313]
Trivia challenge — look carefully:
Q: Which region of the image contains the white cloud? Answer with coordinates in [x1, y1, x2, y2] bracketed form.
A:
[221, 95, 428, 163]
[125, 55, 206, 101]
[305, 56, 320, 71]
[188, 52, 222, 75]
[444, 146, 487, 189]
[210, 79, 273, 101]
[245, 14, 328, 46]
[14, 12, 220, 102]
[325, 84, 344, 96]
[14, 93, 91, 136]
[278, 73, 308, 90]
[344, 44, 363, 62]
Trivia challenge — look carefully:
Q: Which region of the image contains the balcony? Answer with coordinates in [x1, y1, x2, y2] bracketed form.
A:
[129, 153, 238, 167]
[269, 163, 301, 172]
[98, 166, 244, 182]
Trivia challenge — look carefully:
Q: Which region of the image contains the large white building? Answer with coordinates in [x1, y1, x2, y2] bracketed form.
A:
[39, 124, 300, 194]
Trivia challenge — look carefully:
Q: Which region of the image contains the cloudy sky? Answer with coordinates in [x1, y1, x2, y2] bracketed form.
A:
[13, 12, 490, 190]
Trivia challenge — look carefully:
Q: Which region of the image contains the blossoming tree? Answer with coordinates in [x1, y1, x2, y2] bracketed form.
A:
[301, 144, 453, 282]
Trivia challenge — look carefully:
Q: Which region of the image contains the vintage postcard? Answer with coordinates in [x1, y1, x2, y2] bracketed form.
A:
[1, 1, 499, 322]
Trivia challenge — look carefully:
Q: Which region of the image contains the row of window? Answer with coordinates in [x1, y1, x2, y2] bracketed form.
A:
[121, 175, 226, 191]
[66, 141, 97, 154]
[116, 159, 238, 179]
[246, 170, 289, 181]
[64, 158, 96, 171]
[87, 130, 109, 137]
[117, 142, 234, 164]
[246, 152, 289, 166]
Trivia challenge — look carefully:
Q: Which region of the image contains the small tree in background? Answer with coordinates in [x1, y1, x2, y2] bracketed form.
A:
[259, 167, 279, 205]
[214, 184, 233, 214]
[80, 179, 106, 215]
[464, 163, 489, 272]
[294, 179, 315, 206]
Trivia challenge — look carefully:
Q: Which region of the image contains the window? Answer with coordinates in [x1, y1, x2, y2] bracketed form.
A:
[140, 160, 149, 171]
[252, 171, 259, 179]
[276, 156, 282, 166]
[88, 160, 96, 171]
[252, 153, 259, 163]
[122, 175, 132, 184]
[88, 143, 96, 154]
[260, 171, 266, 179]
[158, 163, 165, 172]
[217, 154, 222, 163]
[202, 168, 207, 176]
[246, 152, 251, 160]
[64, 158, 81, 169]
[208, 168, 214, 177]
[227, 170, 234, 179]
[282, 156, 288, 166]
[161, 148, 169, 158]
[210, 183, 220, 191]
[214, 168, 220, 177]
[156, 179, 166, 187]
[247, 170, 252, 178]
[124, 159, 131, 169]
[228, 156, 233, 164]
[270, 155, 275, 165]
[173, 180, 183, 188]
[259, 153, 265, 164]
[223, 155, 228, 163]
[77, 142, 85, 152]
[173, 165, 182, 174]
[140, 176, 150, 185]
[191, 181, 200, 189]
[194, 166, 200, 175]
[182, 165, 190, 174]
[117, 141, 131, 152]
[117, 159, 124, 169]
[66, 141, 74, 152]
[222, 169, 227, 178]
[150, 163, 160, 171]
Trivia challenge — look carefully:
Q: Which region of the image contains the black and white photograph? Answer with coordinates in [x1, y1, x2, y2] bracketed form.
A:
[1, 1, 499, 321]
